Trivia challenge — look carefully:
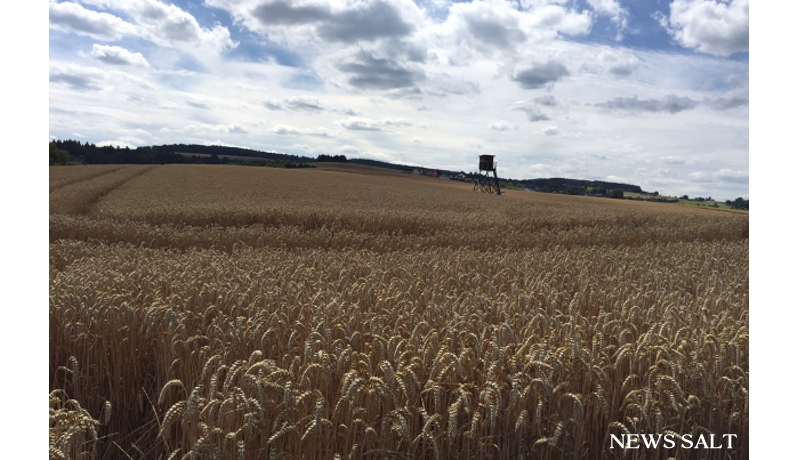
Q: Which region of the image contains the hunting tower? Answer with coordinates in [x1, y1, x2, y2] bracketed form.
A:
[474, 154, 501, 195]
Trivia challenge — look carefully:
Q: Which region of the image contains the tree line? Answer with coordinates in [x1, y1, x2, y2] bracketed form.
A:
[49, 140, 314, 168]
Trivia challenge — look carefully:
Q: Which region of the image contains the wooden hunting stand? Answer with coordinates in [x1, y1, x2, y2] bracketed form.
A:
[474, 155, 501, 195]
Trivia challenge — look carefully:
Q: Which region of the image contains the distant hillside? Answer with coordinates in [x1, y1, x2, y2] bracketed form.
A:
[164, 144, 313, 163]
[49, 140, 645, 198]
[510, 177, 643, 194]
[348, 158, 417, 173]
[50, 140, 314, 167]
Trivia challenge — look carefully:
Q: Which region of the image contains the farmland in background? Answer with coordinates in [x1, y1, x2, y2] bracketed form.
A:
[49, 164, 748, 460]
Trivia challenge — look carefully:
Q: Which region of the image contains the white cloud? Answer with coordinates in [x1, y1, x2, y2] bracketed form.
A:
[448, 0, 528, 55]
[512, 101, 550, 122]
[660, 0, 749, 56]
[704, 94, 748, 110]
[49, 62, 153, 92]
[71, 0, 237, 53]
[284, 96, 325, 111]
[661, 155, 687, 164]
[594, 49, 639, 77]
[434, 0, 591, 62]
[587, 0, 629, 40]
[49, 1, 137, 40]
[542, 125, 559, 136]
[338, 145, 361, 154]
[488, 120, 516, 131]
[691, 168, 748, 184]
[186, 97, 211, 109]
[212, 123, 248, 134]
[50, 64, 108, 91]
[273, 124, 333, 137]
[91, 44, 150, 67]
[524, 4, 592, 37]
[48, 0, 750, 200]
[338, 116, 414, 131]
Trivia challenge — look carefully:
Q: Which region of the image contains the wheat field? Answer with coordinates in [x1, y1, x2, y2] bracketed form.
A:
[49, 164, 748, 459]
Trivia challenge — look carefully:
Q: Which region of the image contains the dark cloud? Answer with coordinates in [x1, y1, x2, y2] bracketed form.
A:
[705, 96, 749, 111]
[718, 172, 749, 185]
[49, 71, 103, 91]
[161, 14, 202, 42]
[49, 1, 133, 41]
[400, 41, 427, 63]
[534, 95, 557, 106]
[252, 0, 412, 43]
[386, 87, 424, 100]
[595, 94, 699, 114]
[252, 1, 331, 26]
[186, 100, 211, 109]
[512, 61, 569, 89]
[319, 1, 413, 43]
[465, 15, 526, 50]
[379, 38, 427, 63]
[49, 14, 114, 38]
[284, 96, 324, 111]
[520, 109, 549, 122]
[93, 53, 132, 66]
[337, 51, 422, 90]
[608, 63, 634, 77]
[659, 94, 700, 114]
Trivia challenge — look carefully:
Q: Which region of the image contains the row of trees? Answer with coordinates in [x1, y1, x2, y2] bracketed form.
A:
[49, 142, 70, 165]
[48, 140, 316, 167]
[725, 197, 749, 210]
[680, 194, 749, 210]
[316, 154, 348, 162]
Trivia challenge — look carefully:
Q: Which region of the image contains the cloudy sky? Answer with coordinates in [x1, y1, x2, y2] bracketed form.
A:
[48, 0, 749, 199]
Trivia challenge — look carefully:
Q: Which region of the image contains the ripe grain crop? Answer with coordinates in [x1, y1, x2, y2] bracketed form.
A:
[49, 165, 155, 215]
[50, 164, 748, 459]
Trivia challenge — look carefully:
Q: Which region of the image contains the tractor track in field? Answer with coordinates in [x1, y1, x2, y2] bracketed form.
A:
[82, 165, 159, 215]
[50, 165, 159, 216]
[49, 166, 126, 193]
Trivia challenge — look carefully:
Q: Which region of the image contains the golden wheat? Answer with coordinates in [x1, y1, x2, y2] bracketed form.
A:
[50, 164, 748, 459]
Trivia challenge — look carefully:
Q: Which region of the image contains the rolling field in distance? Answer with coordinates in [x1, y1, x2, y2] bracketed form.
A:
[50, 164, 748, 459]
